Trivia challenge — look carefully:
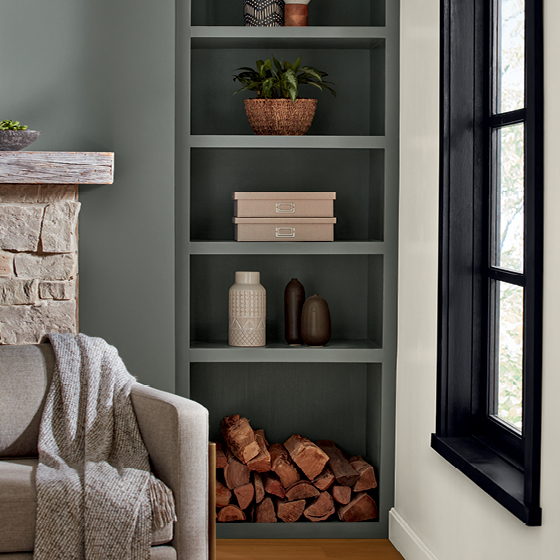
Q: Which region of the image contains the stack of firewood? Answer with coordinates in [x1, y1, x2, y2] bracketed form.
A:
[215, 414, 378, 523]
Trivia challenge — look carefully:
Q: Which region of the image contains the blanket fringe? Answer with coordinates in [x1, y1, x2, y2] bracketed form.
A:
[150, 475, 177, 528]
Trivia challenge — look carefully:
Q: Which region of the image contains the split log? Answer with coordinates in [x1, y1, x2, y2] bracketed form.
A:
[276, 499, 306, 523]
[263, 472, 286, 499]
[317, 440, 359, 486]
[337, 492, 378, 522]
[311, 465, 335, 491]
[217, 505, 246, 522]
[303, 491, 335, 522]
[216, 479, 232, 508]
[216, 442, 227, 469]
[349, 456, 378, 492]
[254, 472, 265, 503]
[234, 482, 255, 510]
[221, 415, 260, 464]
[255, 496, 277, 523]
[247, 429, 272, 472]
[285, 480, 320, 502]
[224, 450, 251, 489]
[284, 434, 329, 480]
[331, 485, 352, 505]
[269, 443, 300, 488]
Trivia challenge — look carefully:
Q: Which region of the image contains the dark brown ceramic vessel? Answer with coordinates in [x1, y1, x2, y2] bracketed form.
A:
[301, 293, 331, 347]
[284, 278, 305, 345]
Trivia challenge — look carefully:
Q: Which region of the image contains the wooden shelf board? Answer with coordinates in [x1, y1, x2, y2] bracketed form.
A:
[189, 340, 382, 363]
[188, 241, 385, 255]
[189, 136, 386, 150]
[0, 151, 114, 184]
[191, 26, 386, 49]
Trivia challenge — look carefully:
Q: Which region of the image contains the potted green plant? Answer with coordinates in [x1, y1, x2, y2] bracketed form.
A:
[0, 120, 41, 151]
[233, 56, 336, 135]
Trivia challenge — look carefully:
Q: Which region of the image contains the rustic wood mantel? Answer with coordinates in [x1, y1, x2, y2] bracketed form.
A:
[0, 152, 114, 184]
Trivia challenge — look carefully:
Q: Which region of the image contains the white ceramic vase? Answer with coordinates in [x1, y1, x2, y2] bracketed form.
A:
[228, 271, 266, 347]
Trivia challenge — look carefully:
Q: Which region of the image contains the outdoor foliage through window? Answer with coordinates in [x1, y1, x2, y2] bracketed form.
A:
[493, 0, 525, 432]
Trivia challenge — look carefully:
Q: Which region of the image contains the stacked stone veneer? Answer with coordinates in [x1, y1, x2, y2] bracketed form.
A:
[0, 184, 80, 344]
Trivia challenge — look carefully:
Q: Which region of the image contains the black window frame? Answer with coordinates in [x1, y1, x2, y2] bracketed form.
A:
[432, 0, 543, 526]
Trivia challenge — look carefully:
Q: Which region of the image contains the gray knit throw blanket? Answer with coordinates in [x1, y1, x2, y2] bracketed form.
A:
[34, 333, 176, 560]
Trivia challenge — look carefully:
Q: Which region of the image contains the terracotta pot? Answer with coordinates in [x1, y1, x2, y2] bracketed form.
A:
[301, 293, 331, 347]
[284, 0, 310, 26]
[284, 278, 305, 345]
[229, 271, 266, 347]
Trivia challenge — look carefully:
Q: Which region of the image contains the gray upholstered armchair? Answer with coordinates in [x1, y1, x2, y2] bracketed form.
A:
[0, 343, 210, 560]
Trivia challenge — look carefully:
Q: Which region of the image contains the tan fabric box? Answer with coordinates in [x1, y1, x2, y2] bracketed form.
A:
[233, 217, 336, 242]
[233, 192, 336, 218]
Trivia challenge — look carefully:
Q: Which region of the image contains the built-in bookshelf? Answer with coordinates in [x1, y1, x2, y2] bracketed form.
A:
[176, 0, 399, 539]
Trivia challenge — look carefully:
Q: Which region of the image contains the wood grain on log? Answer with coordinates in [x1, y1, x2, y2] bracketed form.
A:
[312, 465, 335, 491]
[0, 152, 114, 184]
[254, 472, 265, 504]
[263, 472, 286, 499]
[303, 491, 335, 522]
[332, 485, 352, 505]
[216, 479, 232, 508]
[349, 456, 378, 492]
[337, 492, 379, 522]
[255, 496, 277, 523]
[317, 440, 359, 486]
[216, 442, 227, 469]
[224, 450, 251, 489]
[221, 415, 260, 464]
[247, 429, 272, 472]
[234, 482, 255, 510]
[276, 498, 306, 523]
[217, 505, 246, 522]
[269, 443, 300, 488]
[285, 480, 320, 502]
[284, 434, 329, 480]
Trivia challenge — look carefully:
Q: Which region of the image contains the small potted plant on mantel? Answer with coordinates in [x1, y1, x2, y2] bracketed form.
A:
[233, 55, 336, 136]
[0, 120, 41, 151]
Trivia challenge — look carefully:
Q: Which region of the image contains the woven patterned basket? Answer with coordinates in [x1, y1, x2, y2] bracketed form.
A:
[244, 98, 318, 136]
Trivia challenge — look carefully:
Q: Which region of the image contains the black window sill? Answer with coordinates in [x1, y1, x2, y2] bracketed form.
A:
[431, 435, 542, 526]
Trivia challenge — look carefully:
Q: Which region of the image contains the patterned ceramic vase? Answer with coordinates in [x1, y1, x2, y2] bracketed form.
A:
[229, 271, 266, 347]
[244, 0, 285, 27]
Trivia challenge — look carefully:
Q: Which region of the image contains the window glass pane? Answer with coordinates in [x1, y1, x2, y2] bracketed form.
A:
[494, 124, 524, 271]
[497, 0, 525, 113]
[495, 281, 524, 431]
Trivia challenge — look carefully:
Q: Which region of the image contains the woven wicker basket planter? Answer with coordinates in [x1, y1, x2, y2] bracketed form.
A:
[244, 98, 318, 135]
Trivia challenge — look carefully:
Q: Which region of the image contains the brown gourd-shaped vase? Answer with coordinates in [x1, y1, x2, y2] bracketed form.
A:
[301, 293, 331, 347]
[284, 278, 305, 345]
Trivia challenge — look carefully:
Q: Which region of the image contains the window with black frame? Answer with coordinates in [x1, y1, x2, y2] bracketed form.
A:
[432, 0, 543, 525]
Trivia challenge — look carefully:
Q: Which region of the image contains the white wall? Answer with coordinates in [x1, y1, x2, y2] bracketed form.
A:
[392, 0, 560, 559]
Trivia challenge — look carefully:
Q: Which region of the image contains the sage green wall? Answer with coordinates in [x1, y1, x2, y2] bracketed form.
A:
[1, 0, 176, 392]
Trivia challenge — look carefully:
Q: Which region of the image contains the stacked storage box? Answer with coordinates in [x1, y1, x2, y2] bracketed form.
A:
[232, 192, 337, 242]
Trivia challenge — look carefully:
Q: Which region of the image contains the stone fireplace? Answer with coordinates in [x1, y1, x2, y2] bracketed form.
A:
[0, 152, 113, 344]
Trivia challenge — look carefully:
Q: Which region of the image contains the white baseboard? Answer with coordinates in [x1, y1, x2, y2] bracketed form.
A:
[389, 508, 440, 560]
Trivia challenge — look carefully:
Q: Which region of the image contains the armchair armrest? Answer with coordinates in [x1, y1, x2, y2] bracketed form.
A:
[131, 384, 209, 560]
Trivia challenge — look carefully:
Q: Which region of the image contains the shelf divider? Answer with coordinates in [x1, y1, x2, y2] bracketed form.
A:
[189, 135, 387, 149]
[189, 340, 383, 363]
[189, 241, 385, 255]
[191, 26, 387, 49]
